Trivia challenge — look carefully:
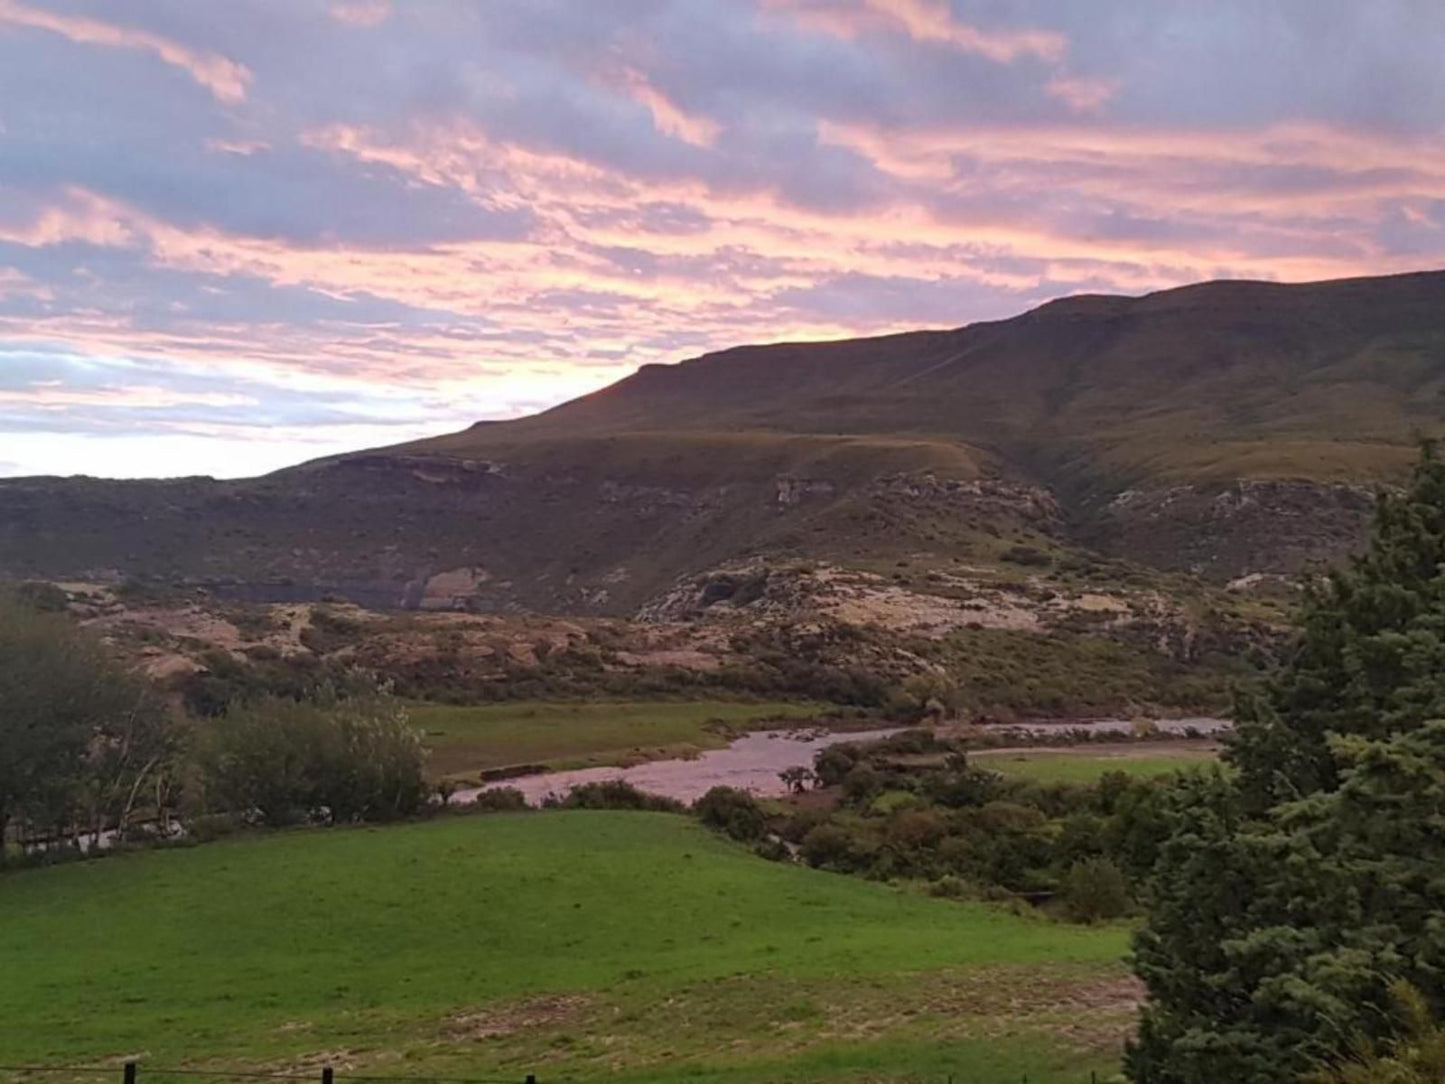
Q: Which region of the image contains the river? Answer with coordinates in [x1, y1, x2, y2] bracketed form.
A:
[453, 716, 1231, 807]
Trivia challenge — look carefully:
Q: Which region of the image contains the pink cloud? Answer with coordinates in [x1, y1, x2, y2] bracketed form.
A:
[610, 68, 722, 147]
[1045, 75, 1121, 113]
[762, 0, 1066, 63]
[0, 0, 250, 103]
[328, 1, 391, 29]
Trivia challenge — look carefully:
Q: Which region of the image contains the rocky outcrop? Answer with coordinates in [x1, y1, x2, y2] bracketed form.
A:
[1085, 480, 1378, 579]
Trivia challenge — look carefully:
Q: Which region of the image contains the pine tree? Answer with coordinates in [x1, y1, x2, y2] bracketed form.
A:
[1128, 444, 1445, 1082]
[1229, 442, 1445, 810]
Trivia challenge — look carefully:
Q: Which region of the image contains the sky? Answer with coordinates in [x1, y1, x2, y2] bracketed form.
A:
[2, 1, 1444, 478]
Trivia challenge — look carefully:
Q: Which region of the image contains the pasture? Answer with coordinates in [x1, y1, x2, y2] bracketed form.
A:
[0, 811, 1133, 1083]
[973, 742, 1219, 784]
[410, 699, 828, 778]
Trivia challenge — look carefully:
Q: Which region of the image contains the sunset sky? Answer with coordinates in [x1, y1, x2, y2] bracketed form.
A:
[2, 1, 1443, 478]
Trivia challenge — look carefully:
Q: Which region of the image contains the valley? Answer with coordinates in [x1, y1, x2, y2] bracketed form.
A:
[3, 269, 1444, 1084]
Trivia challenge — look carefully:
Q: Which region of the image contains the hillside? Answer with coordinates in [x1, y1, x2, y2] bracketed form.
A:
[2, 270, 1443, 618]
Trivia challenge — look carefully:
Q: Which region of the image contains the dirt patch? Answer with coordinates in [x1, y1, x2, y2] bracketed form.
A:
[812, 968, 1143, 1054]
[827, 584, 1042, 635]
[442, 994, 590, 1042]
[87, 606, 248, 651]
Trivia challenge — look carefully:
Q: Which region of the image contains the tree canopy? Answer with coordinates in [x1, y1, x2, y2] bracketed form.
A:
[0, 594, 176, 852]
[1129, 446, 1445, 1082]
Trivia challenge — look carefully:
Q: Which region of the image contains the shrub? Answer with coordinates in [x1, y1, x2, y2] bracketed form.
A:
[1062, 857, 1130, 923]
[800, 823, 857, 870]
[1000, 544, 1052, 567]
[551, 780, 684, 813]
[884, 808, 947, 851]
[185, 812, 246, 843]
[694, 786, 767, 841]
[812, 743, 860, 787]
[470, 787, 528, 813]
[753, 836, 792, 863]
[9, 581, 70, 613]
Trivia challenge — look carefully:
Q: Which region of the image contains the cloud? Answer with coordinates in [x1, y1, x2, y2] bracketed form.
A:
[1045, 75, 1120, 113]
[329, 1, 391, 29]
[0, 0, 250, 103]
[0, 0, 1443, 477]
[761, 0, 1066, 63]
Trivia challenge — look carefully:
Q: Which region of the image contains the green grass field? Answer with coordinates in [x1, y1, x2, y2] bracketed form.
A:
[975, 744, 1218, 784]
[0, 812, 1133, 1083]
[411, 699, 828, 778]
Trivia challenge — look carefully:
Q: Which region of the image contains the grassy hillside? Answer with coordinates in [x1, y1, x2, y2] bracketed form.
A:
[0, 812, 1131, 1083]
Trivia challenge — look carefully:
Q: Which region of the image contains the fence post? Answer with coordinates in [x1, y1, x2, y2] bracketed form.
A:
[322, 1069, 334, 1084]
[123, 1063, 137, 1084]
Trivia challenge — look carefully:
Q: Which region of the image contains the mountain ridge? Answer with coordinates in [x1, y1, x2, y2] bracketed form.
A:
[2, 268, 1443, 615]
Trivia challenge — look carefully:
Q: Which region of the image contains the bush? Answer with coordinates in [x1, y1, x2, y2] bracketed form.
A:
[8, 581, 70, 613]
[1000, 545, 1052, 567]
[753, 836, 792, 862]
[550, 780, 684, 813]
[694, 786, 767, 841]
[1061, 857, 1130, 923]
[812, 743, 860, 787]
[185, 812, 246, 843]
[469, 787, 528, 813]
[800, 823, 858, 870]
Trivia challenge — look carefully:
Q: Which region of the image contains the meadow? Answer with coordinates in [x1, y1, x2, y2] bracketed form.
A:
[972, 743, 1219, 784]
[410, 699, 828, 778]
[0, 811, 1132, 1084]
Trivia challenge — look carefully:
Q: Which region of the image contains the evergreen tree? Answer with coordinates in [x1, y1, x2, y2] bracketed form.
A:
[1229, 442, 1445, 810]
[1129, 445, 1445, 1082]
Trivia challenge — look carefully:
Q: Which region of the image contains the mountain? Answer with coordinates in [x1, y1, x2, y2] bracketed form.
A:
[3, 270, 1444, 616]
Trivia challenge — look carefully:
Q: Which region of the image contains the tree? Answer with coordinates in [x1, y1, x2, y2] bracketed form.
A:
[778, 765, 814, 794]
[1061, 856, 1130, 923]
[194, 689, 427, 825]
[0, 598, 176, 854]
[1128, 444, 1445, 1082]
[1228, 442, 1445, 811]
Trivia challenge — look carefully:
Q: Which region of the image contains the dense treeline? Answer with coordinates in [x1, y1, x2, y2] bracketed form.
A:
[0, 592, 429, 863]
[1126, 445, 1445, 1082]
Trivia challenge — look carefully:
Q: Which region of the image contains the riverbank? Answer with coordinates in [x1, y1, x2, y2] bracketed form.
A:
[460, 716, 1230, 807]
